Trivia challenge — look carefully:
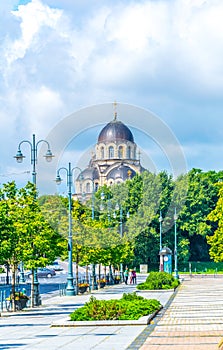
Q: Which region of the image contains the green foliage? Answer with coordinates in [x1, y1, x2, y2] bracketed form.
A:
[178, 169, 223, 261]
[206, 183, 223, 262]
[137, 272, 180, 290]
[70, 294, 161, 321]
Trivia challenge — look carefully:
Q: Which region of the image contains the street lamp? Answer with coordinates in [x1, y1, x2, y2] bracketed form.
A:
[14, 134, 54, 306]
[14, 134, 54, 185]
[55, 163, 82, 296]
[174, 208, 179, 279]
[88, 180, 98, 291]
[100, 191, 111, 221]
[100, 192, 114, 285]
[159, 211, 163, 272]
[113, 203, 130, 280]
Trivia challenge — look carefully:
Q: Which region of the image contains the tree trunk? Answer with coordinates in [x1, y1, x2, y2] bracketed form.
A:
[86, 265, 89, 284]
[31, 268, 35, 308]
[75, 252, 79, 294]
[11, 264, 16, 312]
[98, 264, 101, 280]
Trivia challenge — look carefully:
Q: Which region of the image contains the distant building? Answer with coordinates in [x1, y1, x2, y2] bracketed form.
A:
[75, 110, 144, 198]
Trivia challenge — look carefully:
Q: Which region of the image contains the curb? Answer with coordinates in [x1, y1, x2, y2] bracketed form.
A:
[51, 307, 162, 327]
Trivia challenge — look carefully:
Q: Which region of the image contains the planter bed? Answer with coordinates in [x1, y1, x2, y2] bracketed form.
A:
[51, 307, 162, 327]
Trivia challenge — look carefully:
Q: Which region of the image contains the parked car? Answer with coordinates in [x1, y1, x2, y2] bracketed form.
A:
[25, 267, 56, 279]
[47, 261, 63, 271]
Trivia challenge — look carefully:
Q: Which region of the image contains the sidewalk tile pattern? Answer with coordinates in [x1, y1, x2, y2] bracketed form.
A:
[138, 277, 223, 350]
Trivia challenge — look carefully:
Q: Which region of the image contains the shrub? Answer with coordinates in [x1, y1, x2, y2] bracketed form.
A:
[70, 293, 161, 321]
[137, 272, 180, 290]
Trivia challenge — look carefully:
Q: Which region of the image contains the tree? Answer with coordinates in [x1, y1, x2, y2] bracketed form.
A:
[0, 182, 64, 308]
[178, 169, 223, 261]
[206, 182, 223, 262]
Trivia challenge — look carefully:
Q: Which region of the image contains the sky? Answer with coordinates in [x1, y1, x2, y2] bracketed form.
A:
[1, 0, 223, 194]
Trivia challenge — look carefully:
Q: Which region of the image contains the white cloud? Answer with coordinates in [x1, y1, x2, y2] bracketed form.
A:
[6, 0, 63, 64]
[21, 85, 64, 134]
[0, 0, 223, 192]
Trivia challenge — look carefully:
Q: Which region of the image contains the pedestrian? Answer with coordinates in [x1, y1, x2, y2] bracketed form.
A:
[124, 267, 129, 284]
[129, 269, 133, 284]
[131, 269, 137, 284]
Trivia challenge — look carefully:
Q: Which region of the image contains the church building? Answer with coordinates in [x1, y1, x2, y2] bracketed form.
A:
[75, 109, 144, 197]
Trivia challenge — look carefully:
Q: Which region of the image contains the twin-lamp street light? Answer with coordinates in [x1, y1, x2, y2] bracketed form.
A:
[159, 209, 179, 279]
[55, 162, 82, 296]
[113, 204, 129, 278]
[174, 208, 179, 279]
[14, 134, 54, 306]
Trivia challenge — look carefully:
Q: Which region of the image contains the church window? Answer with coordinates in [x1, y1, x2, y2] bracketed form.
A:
[127, 146, 131, 158]
[133, 148, 136, 159]
[109, 146, 114, 158]
[118, 146, 123, 158]
[101, 147, 104, 159]
[86, 182, 91, 193]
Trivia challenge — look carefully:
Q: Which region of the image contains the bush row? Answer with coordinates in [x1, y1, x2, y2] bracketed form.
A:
[137, 271, 180, 290]
[70, 292, 161, 321]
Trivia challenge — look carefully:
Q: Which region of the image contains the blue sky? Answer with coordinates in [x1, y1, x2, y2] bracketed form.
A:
[0, 0, 223, 193]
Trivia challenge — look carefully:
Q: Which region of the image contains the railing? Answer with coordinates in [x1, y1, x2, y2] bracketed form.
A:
[0, 272, 123, 309]
[0, 276, 20, 285]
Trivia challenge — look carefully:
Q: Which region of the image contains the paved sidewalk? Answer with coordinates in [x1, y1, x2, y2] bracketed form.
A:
[1, 276, 222, 349]
[0, 277, 172, 350]
[139, 277, 223, 350]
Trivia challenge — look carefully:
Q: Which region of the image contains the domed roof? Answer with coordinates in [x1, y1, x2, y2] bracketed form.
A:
[98, 119, 134, 143]
[77, 167, 99, 181]
[108, 164, 136, 181]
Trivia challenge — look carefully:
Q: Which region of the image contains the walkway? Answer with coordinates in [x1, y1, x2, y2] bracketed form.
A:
[139, 276, 223, 350]
[0, 277, 172, 350]
[1, 276, 223, 349]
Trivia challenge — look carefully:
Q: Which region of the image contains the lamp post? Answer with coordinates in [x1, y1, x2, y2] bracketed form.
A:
[55, 163, 82, 296]
[14, 134, 54, 306]
[100, 191, 114, 285]
[159, 211, 163, 272]
[89, 180, 98, 291]
[114, 203, 129, 280]
[174, 208, 179, 279]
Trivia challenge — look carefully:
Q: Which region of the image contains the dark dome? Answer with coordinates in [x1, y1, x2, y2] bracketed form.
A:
[98, 120, 134, 143]
[108, 164, 136, 181]
[77, 167, 99, 181]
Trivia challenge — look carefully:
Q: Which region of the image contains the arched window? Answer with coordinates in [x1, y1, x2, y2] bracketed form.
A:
[118, 146, 123, 159]
[101, 147, 104, 159]
[133, 148, 136, 159]
[86, 182, 91, 193]
[109, 146, 114, 158]
[127, 146, 131, 159]
[95, 183, 99, 191]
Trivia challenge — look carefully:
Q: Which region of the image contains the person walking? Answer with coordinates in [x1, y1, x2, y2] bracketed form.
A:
[124, 267, 129, 284]
[131, 269, 137, 284]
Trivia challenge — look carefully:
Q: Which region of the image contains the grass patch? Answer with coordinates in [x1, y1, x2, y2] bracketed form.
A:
[137, 271, 180, 290]
[70, 292, 161, 321]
